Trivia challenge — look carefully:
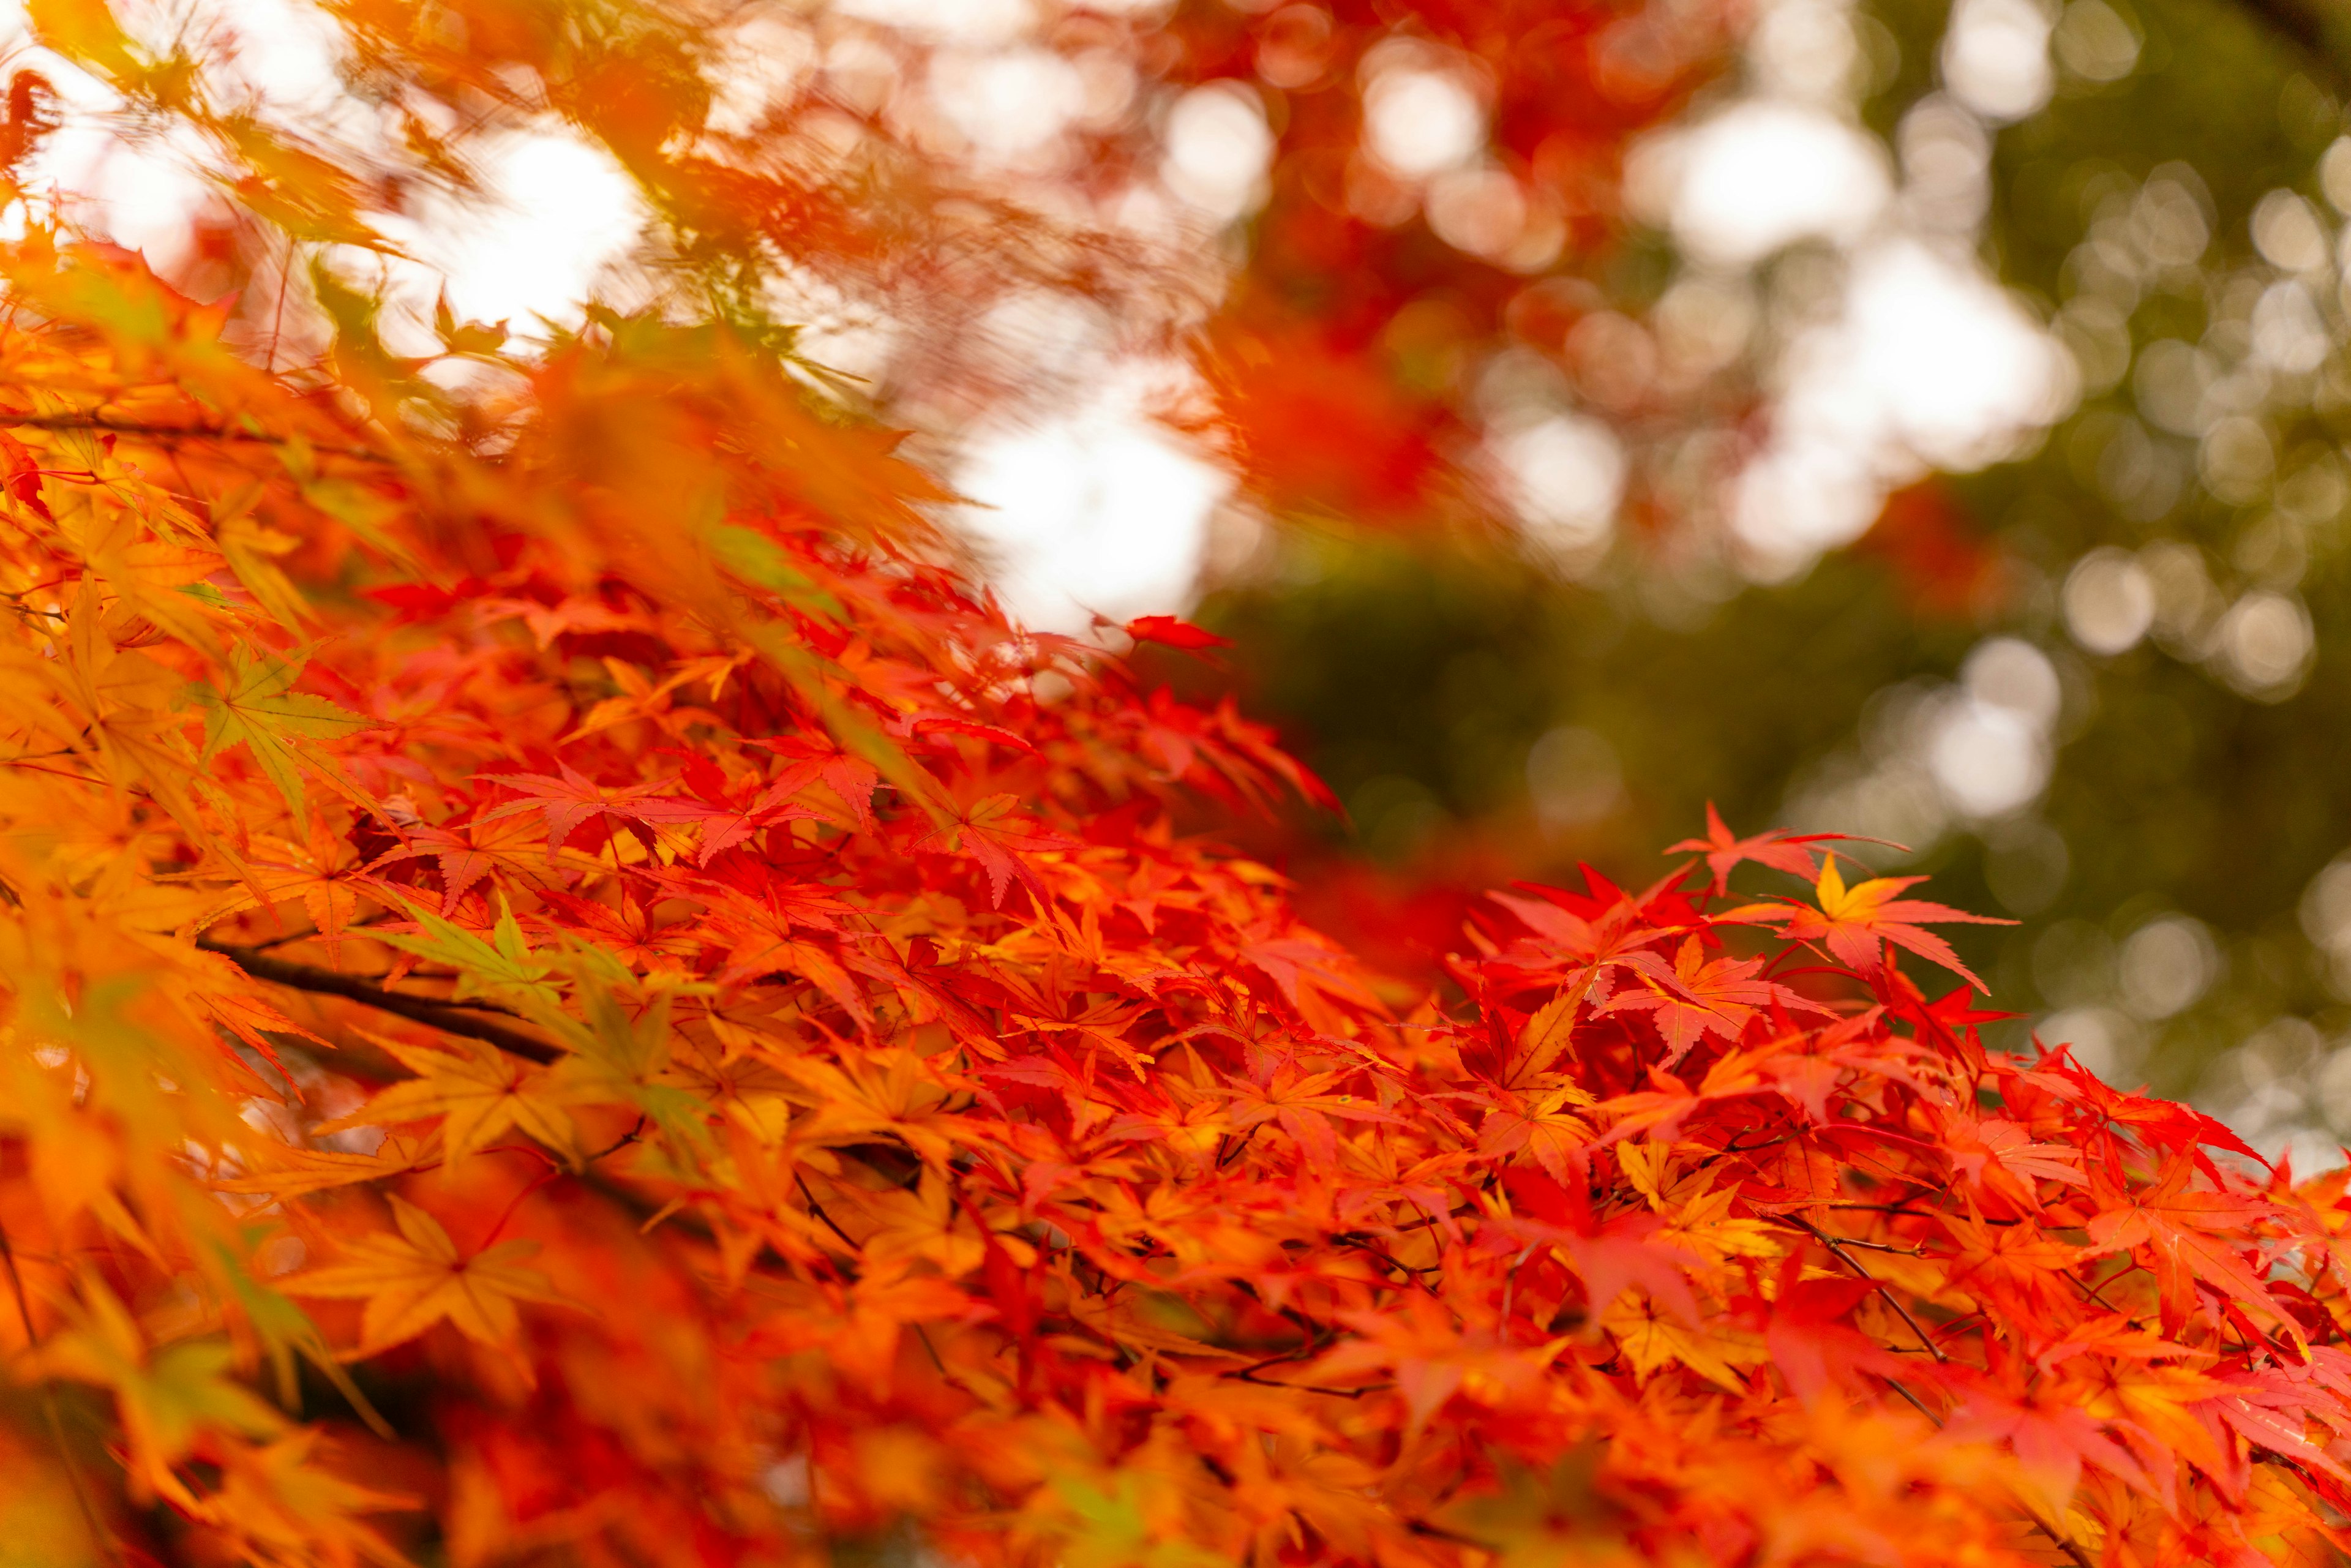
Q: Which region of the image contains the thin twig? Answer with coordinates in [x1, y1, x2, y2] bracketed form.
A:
[794, 1174, 858, 1249]
[2038, 1520, 2096, 1568]
[1793, 1215, 1949, 1364]
[1226, 1367, 1392, 1398]
[1879, 1373, 1944, 1428]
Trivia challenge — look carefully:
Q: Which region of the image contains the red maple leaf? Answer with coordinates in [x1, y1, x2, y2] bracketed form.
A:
[1766, 857, 2012, 990]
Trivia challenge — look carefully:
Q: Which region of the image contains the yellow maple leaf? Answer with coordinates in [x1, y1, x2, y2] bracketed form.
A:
[195, 1430, 418, 1568]
[315, 1036, 577, 1168]
[285, 1195, 568, 1357]
[211, 1138, 426, 1198]
[1602, 1290, 1766, 1392]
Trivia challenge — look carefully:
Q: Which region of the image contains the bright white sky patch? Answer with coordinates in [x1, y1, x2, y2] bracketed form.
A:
[934, 47, 1086, 160]
[13, 0, 645, 351]
[1733, 238, 2073, 567]
[375, 132, 647, 339]
[1492, 414, 1627, 558]
[1362, 66, 1485, 179]
[10, 0, 1223, 639]
[1831, 239, 2074, 470]
[1941, 0, 2055, 123]
[829, 0, 1040, 48]
[953, 371, 1229, 634]
[1646, 100, 1892, 268]
[1162, 83, 1274, 221]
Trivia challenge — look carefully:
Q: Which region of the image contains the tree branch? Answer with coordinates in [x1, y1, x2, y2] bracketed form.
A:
[198, 940, 562, 1063]
[0, 413, 388, 463]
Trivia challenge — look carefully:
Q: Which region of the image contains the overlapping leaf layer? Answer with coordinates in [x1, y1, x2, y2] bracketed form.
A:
[4, 239, 2351, 1568]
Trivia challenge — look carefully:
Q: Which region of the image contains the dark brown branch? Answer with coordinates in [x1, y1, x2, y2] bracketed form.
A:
[0, 413, 388, 463]
[198, 940, 561, 1063]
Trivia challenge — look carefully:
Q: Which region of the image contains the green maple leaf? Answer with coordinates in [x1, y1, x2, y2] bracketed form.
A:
[708, 522, 844, 617]
[192, 650, 371, 816]
[372, 896, 561, 1007]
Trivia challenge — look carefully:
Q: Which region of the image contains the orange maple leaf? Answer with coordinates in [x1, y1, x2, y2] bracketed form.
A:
[285, 1195, 569, 1356]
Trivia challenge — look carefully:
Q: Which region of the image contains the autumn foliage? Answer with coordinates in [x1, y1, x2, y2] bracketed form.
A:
[4, 4, 2351, 1568]
[0, 233, 2349, 1568]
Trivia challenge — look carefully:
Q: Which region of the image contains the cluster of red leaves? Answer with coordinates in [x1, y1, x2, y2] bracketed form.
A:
[1161, 0, 1738, 525]
[3, 234, 2351, 1568]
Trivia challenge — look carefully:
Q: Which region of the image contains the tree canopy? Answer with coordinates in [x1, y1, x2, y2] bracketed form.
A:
[12, 2, 2351, 1566]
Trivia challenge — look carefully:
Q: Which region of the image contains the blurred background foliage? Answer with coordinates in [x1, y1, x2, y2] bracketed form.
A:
[1185, 0, 2351, 1164]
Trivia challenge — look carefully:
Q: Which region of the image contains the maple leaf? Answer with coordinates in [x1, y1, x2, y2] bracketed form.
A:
[36, 1276, 288, 1495]
[476, 764, 682, 851]
[1505, 984, 1585, 1084]
[1312, 1293, 1557, 1427]
[366, 896, 560, 1007]
[0, 426, 54, 519]
[1760, 1274, 1897, 1403]
[2017, 1050, 2268, 1168]
[911, 793, 1074, 907]
[773, 1046, 975, 1168]
[2203, 1369, 2351, 1490]
[193, 649, 373, 815]
[1217, 1057, 1404, 1167]
[531, 888, 688, 969]
[2080, 1152, 2293, 1337]
[1125, 613, 1231, 651]
[669, 777, 829, 865]
[1944, 1114, 2086, 1198]
[21, 37, 2351, 1559]
[199, 825, 370, 964]
[195, 1430, 418, 1568]
[1474, 1084, 1595, 1184]
[1237, 931, 1384, 1019]
[558, 653, 721, 741]
[1602, 934, 1828, 1066]
[1947, 1393, 2155, 1516]
[746, 1257, 973, 1390]
[903, 710, 1037, 754]
[1602, 1288, 1767, 1391]
[211, 1140, 425, 1198]
[1770, 856, 2012, 990]
[751, 735, 883, 831]
[314, 1036, 577, 1167]
[1668, 803, 1851, 894]
[718, 926, 863, 1015]
[1499, 1168, 1704, 1326]
[284, 1195, 568, 1356]
[371, 808, 587, 910]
